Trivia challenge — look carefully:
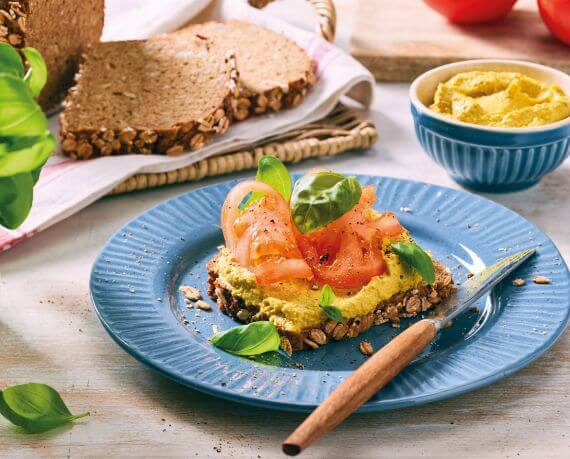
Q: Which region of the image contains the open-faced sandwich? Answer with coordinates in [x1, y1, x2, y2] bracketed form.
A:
[207, 157, 455, 355]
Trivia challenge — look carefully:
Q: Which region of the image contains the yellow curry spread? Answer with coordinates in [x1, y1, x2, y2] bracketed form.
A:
[213, 242, 423, 335]
[430, 71, 570, 128]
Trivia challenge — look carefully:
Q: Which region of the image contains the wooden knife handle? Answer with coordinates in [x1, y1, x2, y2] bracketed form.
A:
[282, 319, 438, 456]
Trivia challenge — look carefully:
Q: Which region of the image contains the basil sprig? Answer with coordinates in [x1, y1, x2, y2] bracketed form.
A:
[20, 48, 47, 98]
[241, 155, 291, 210]
[290, 172, 362, 234]
[210, 321, 280, 356]
[319, 284, 343, 322]
[391, 242, 435, 284]
[0, 383, 89, 433]
[0, 42, 53, 229]
[0, 42, 25, 78]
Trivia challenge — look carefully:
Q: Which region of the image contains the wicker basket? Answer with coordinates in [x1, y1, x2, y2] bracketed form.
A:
[111, 0, 377, 195]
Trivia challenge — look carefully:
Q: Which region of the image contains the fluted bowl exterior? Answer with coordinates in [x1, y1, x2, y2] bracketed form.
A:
[410, 105, 570, 192]
[409, 59, 570, 192]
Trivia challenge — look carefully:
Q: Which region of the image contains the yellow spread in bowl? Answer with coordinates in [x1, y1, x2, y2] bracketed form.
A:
[429, 71, 570, 128]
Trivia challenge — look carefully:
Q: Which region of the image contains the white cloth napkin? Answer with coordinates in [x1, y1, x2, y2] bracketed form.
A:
[0, 0, 374, 252]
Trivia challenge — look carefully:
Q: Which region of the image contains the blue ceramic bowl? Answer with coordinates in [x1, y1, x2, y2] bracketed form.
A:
[410, 60, 570, 192]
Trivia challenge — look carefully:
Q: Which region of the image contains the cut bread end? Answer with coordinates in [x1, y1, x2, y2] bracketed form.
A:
[207, 255, 456, 353]
[176, 21, 317, 121]
[1, 0, 105, 111]
[59, 34, 240, 159]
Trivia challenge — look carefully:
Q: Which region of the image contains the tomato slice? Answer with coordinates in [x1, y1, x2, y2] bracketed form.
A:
[296, 185, 403, 288]
[222, 181, 404, 288]
[221, 180, 313, 284]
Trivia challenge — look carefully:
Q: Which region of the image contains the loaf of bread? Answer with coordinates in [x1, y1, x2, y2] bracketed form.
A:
[60, 33, 239, 159]
[177, 21, 316, 120]
[0, 0, 104, 110]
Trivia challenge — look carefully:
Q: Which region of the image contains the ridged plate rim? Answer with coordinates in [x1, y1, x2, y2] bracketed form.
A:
[90, 175, 570, 412]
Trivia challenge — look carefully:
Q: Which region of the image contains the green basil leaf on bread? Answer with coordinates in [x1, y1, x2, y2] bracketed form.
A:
[391, 242, 436, 284]
[291, 172, 362, 233]
[319, 284, 343, 322]
[241, 155, 292, 210]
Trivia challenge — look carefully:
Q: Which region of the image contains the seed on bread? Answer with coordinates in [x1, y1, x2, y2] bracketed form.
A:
[166, 145, 184, 156]
[61, 137, 77, 152]
[190, 134, 207, 150]
[236, 309, 250, 321]
[280, 336, 293, 356]
[303, 338, 319, 350]
[308, 329, 327, 345]
[332, 323, 349, 340]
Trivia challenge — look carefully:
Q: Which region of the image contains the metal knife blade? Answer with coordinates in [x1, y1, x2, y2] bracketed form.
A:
[433, 248, 536, 330]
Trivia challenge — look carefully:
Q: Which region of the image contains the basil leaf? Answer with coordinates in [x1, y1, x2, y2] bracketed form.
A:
[0, 46, 51, 230]
[0, 74, 47, 137]
[0, 173, 34, 229]
[241, 155, 291, 209]
[321, 305, 344, 322]
[0, 42, 24, 78]
[0, 132, 55, 177]
[30, 163, 44, 185]
[319, 284, 343, 322]
[210, 321, 280, 356]
[391, 242, 435, 284]
[319, 284, 335, 306]
[0, 383, 89, 434]
[291, 172, 362, 233]
[21, 47, 47, 98]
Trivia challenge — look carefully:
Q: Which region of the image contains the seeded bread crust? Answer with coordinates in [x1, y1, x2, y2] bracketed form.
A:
[207, 255, 456, 353]
[0, 0, 25, 47]
[60, 35, 240, 159]
[1, 0, 104, 111]
[177, 21, 317, 121]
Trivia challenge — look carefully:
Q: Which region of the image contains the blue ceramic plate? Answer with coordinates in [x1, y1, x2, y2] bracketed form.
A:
[90, 176, 570, 412]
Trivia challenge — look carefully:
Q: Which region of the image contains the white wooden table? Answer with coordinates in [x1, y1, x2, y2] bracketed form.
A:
[1, 82, 568, 458]
[1, 2, 569, 456]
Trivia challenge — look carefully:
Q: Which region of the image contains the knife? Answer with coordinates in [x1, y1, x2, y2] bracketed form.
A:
[282, 248, 536, 456]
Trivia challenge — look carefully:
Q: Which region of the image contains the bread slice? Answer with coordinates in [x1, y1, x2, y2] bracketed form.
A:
[207, 254, 456, 353]
[60, 34, 239, 159]
[177, 21, 316, 121]
[0, 0, 104, 111]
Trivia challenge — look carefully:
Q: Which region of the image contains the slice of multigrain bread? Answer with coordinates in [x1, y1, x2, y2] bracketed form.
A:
[207, 256, 456, 353]
[60, 34, 239, 159]
[177, 21, 316, 121]
[0, 0, 104, 110]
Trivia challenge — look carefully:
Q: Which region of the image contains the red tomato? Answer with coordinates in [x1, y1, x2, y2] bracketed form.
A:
[221, 180, 313, 284]
[538, 0, 570, 46]
[295, 186, 403, 289]
[423, 0, 518, 24]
